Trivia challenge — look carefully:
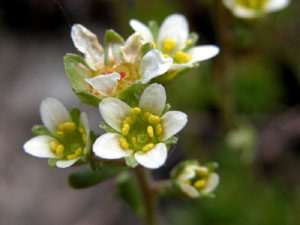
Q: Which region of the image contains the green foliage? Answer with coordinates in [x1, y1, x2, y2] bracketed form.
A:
[68, 164, 123, 189]
[118, 81, 145, 107]
[64, 54, 101, 107]
[32, 125, 52, 136]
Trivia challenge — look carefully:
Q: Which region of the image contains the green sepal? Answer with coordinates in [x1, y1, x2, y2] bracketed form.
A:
[171, 160, 199, 178]
[161, 103, 171, 116]
[141, 42, 154, 57]
[204, 162, 218, 172]
[164, 136, 178, 149]
[64, 54, 101, 107]
[118, 81, 145, 107]
[68, 164, 123, 189]
[48, 158, 60, 168]
[70, 107, 81, 125]
[125, 155, 139, 168]
[152, 66, 194, 85]
[183, 32, 198, 51]
[99, 122, 118, 133]
[148, 20, 159, 41]
[104, 29, 125, 65]
[32, 125, 52, 136]
[115, 171, 144, 215]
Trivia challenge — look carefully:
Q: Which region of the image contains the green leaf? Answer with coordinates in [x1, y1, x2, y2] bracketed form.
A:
[164, 136, 178, 149]
[125, 155, 139, 168]
[148, 20, 159, 41]
[32, 125, 52, 136]
[104, 29, 125, 65]
[69, 164, 123, 189]
[115, 172, 144, 215]
[141, 42, 154, 57]
[64, 54, 101, 107]
[48, 158, 59, 168]
[70, 107, 81, 125]
[118, 82, 145, 107]
[99, 122, 118, 133]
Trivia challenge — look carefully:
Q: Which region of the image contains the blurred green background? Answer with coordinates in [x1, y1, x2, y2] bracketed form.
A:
[0, 0, 299, 224]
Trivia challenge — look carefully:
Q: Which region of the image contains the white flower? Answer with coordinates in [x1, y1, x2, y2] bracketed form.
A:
[93, 83, 188, 169]
[129, 14, 219, 70]
[223, 0, 290, 18]
[71, 24, 173, 97]
[174, 162, 219, 198]
[23, 98, 91, 168]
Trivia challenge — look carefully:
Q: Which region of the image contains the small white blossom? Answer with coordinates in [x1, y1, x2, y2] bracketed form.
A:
[24, 98, 91, 168]
[93, 83, 188, 169]
[223, 0, 290, 18]
[71, 24, 173, 97]
[129, 14, 219, 71]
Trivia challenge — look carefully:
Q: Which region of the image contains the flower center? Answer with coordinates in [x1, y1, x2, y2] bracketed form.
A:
[119, 107, 164, 152]
[236, 0, 267, 10]
[162, 38, 191, 64]
[49, 122, 86, 160]
[185, 169, 209, 191]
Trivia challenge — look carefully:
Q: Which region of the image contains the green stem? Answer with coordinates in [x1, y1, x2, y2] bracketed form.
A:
[134, 166, 158, 225]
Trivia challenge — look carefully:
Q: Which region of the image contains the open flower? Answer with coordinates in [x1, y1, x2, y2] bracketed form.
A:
[129, 14, 219, 71]
[172, 161, 219, 198]
[70, 24, 173, 99]
[93, 83, 188, 169]
[223, 0, 290, 18]
[24, 98, 91, 168]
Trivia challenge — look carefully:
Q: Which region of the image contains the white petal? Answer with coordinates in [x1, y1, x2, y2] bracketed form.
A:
[170, 63, 194, 70]
[134, 143, 167, 169]
[40, 98, 71, 135]
[56, 158, 79, 168]
[202, 173, 219, 194]
[179, 183, 199, 198]
[71, 24, 104, 70]
[24, 135, 59, 158]
[265, 0, 290, 12]
[157, 14, 189, 51]
[80, 112, 90, 154]
[99, 97, 131, 132]
[85, 72, 120, 97]
[188, 45, 219, 63]
[177, 165, 201, 182]
[129, 19, 154, 43]
[121, 32, 143, 63]
[161, 111, 188, 141]
[139, 49, 173, 84]
[139, 83, 166, 116]
[93, 133, 132, 159]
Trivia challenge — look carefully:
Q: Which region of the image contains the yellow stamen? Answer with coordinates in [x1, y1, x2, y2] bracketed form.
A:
[148, 115, 160, 124]
[67, 154, 77, 160]
[123, 117, 133, 125]
[144, 112, 151, 120]
[185, 180, 191, 185]
[147, 126, 154, 138]
[152, 42, 157, 49]
[67, 122, 76, 131]
[174, 51, 191, 63]
[50, 141, 58, 151]
[186, 39, 193, 45]
[142, 143, 154, 152]
[120, 137, 129, 149]
[155, 124, 163, 135]
[122, 123, 130, 136]
[196, 169, 208, 177]
[78, 126, 85, 134]
[163, 53, 170, 58]
[82, 134, 87, 144]
[56, 144, 64, 156]
[56, 131, 64, 136]
[130, 107, 141, 115]
[131, 136, 137, 145]
[164, 38, 176, 52]
[194, 179, 207, 189]
[75, 147, 83, 156]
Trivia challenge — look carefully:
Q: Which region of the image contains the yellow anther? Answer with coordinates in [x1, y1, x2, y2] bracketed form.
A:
[185, 180, 192, 185]
[174, 51, 191, 63]
[131, 136, 137, 145]
[50, 141, 58, 151]
[78, 126, 85, 134]
[56, 144, 64, 156]
[144, 112, 151, 120]
[130, 107, 141, 115]
[123, 116, 133, 125]
[142, 143, 154, 152]
[122, 123, 130, 136]
[186, 39, 193, 45]
[152, 42, 157, 49]
[163, 53, 170, 58]
[120, 137, 129, 149]
[155, 124, 163, 135]
[67, 154, 77, 160]
[196, 169, 209, 177]
[147, 126, 154, 138]
[194, 179, 207, 189]
[67, 122, 76, 131]
[82, 134, 87, 144]
[75, 147, 83, 156]
[56, 131, 64, 136]
[164, 38, 176, 52]
[148, 115, 160, 124]
[58, 124, 65, 131]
